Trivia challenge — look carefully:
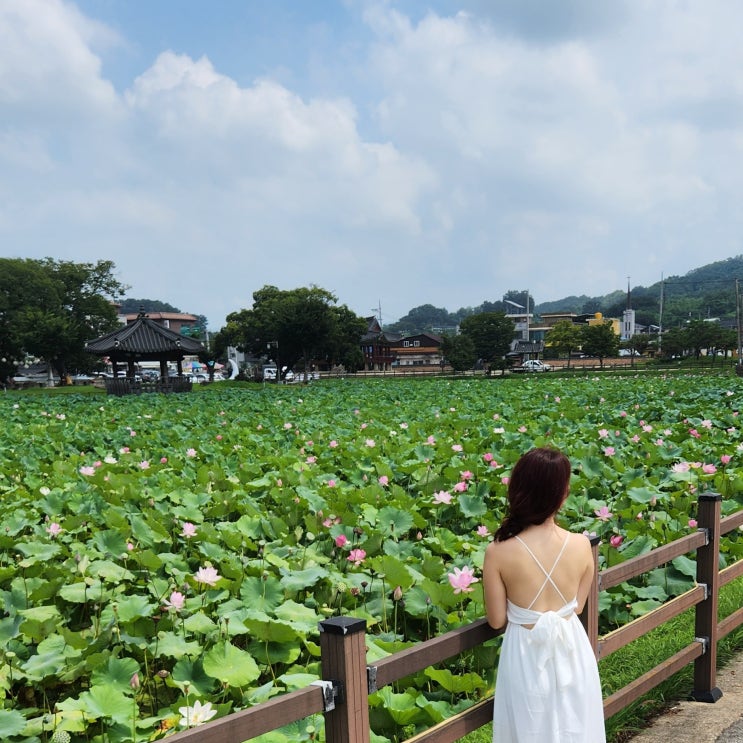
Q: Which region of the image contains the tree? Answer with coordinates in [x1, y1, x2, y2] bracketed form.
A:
[441, 333, 477, 372]
[0, 258, 126, 384]
[581, 321, 619, 367]
[119, 298, 182, 314]
[387, 304, 459, 334]
[546, 320, 583, 368]
[458, 312, 515, 368]
[219, 285, 366, 377]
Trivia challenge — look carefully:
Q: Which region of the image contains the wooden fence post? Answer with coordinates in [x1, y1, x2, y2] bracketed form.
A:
[319, 616, 369, 743]
[580, 535, 601, 658]
[691, 493, 722, 702]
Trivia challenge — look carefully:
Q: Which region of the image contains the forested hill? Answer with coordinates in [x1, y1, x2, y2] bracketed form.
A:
[388, 255, 743, 335]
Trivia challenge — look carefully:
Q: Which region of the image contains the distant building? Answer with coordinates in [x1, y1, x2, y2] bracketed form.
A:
[361, 316, 401, 371]
[390, 333, 444, 368]
[123, 312, 200, 336]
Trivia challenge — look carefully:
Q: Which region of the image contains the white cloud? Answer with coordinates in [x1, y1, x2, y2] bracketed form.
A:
[2, 0, 743, 327]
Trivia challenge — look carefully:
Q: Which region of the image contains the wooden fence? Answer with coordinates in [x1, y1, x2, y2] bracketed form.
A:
[167, 494, 743, 742]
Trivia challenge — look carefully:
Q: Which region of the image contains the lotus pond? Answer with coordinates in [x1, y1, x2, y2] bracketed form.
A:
[1, 374, 742, 742]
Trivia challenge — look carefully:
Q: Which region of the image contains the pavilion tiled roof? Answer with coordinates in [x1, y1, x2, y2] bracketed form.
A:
[85, 313, 205, 359]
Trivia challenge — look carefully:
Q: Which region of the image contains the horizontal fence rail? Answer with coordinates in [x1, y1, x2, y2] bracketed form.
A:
[167, 494, 743, 743]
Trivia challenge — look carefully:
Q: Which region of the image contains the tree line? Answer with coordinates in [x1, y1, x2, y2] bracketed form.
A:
[0, 258, 126, 385]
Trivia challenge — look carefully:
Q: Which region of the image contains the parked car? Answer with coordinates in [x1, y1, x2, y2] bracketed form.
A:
[512, 359, 552, 373]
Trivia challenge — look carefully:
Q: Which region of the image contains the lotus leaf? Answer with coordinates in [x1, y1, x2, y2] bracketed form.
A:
[0, 710, 26, 737]
[66, 684, 133, 725]
[171, 657, 217, 695]
[202, 641, 261, 686]
[91, 656, 140, 693]
[151, 631, 202, 659]
[370, 687, 425, 726]
[424, 666, 487, 694]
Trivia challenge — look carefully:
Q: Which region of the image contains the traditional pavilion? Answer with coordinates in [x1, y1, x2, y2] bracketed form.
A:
[85, 310, 206, 395]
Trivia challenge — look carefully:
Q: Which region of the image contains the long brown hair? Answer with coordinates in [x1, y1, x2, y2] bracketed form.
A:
[493, 447, 571, 542]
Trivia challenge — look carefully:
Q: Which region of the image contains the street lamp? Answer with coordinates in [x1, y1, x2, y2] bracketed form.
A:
[267, 341, 280, 384]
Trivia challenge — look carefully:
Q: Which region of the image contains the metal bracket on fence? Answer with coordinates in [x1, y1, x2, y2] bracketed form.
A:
[367, 665, 378, 694]
[698, 582, 709, 600]
[695, 636, 710, 654]
[700, 526, 710, 546]
[311, 679, 342, 711]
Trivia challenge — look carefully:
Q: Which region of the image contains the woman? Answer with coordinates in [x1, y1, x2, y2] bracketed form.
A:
[483, 447, 605, 742]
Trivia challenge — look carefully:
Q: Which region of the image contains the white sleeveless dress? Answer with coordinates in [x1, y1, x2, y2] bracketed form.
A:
[492, 536, 605, 742]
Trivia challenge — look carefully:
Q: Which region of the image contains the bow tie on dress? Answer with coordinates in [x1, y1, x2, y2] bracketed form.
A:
[528, 611, 576, 688]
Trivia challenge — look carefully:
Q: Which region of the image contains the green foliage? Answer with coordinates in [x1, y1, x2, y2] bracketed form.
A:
[0, 258, 125, 383]
[1, 374, 742, 740]
[581, 321, 620, 364]
[459, 312, 515, 365]
[218, 284, 366, 373]
[546, 320, 583, 363]
[441, 333, 477, 371]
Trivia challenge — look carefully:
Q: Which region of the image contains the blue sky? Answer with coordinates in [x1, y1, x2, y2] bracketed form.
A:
[3, 1, 743, 329]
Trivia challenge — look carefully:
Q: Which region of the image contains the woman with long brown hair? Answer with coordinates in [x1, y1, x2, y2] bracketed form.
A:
[483, 447, 605, 741]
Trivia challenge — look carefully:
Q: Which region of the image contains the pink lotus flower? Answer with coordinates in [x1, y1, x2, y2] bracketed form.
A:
[79, 466, 95, 476]
[378, 475, 389, 486]
[365, 439, 376, 448]
[476, 525, 490, 537]
[598, 429, 609, 438]
[702, 463, 717, 474]
[721, 454, 732, 464]
[433, 490, 452, 504]
[327, 479, 337, 488]
[453, 481, 467, 493]
[164, 590, 185, 612]
[701, 419, 713, 429]
[127, 541, 134, 551]
[427, 436, 436, 445]
[518, 426, 527, 433]
[139, 460, 150, 470]
[689, 429, 701, 439]
[501, 476, 510, 485]
[688, 518, 698, 529]
[129, 430, 137, 437]
[451, 444, 463, 452]
[673, 462, 691, 472]
[306, 456, 317, 464]
[181, 522, 197, 538]
[642, 424, 653, 433]
[610, 535, 624, 548]
[329, 440, 338, 448]
[399, 422, 408, 429]
[448, 565, 479, 594]
[216, 434, 223, 441]
[347, 549, 366, 566]
[460, 470, 474, 481]
[483, 452, 494, 462]
[603, 446, 615, 456]
[283, 422, 293, 430]
[194, 566, 220, 587]
[335, 534, 348, 548]
[160, 457, 168, 464]
[46, 522, 62, 537]
[594, 505, 612, 521]
[186, 448, 197, 457]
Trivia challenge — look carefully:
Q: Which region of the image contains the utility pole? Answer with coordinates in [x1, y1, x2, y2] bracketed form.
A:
[658, 274, 664, 355]
[736, 279, 742, 369]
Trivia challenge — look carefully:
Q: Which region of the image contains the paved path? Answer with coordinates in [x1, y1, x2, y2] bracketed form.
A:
[628, 654, 743, 742]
